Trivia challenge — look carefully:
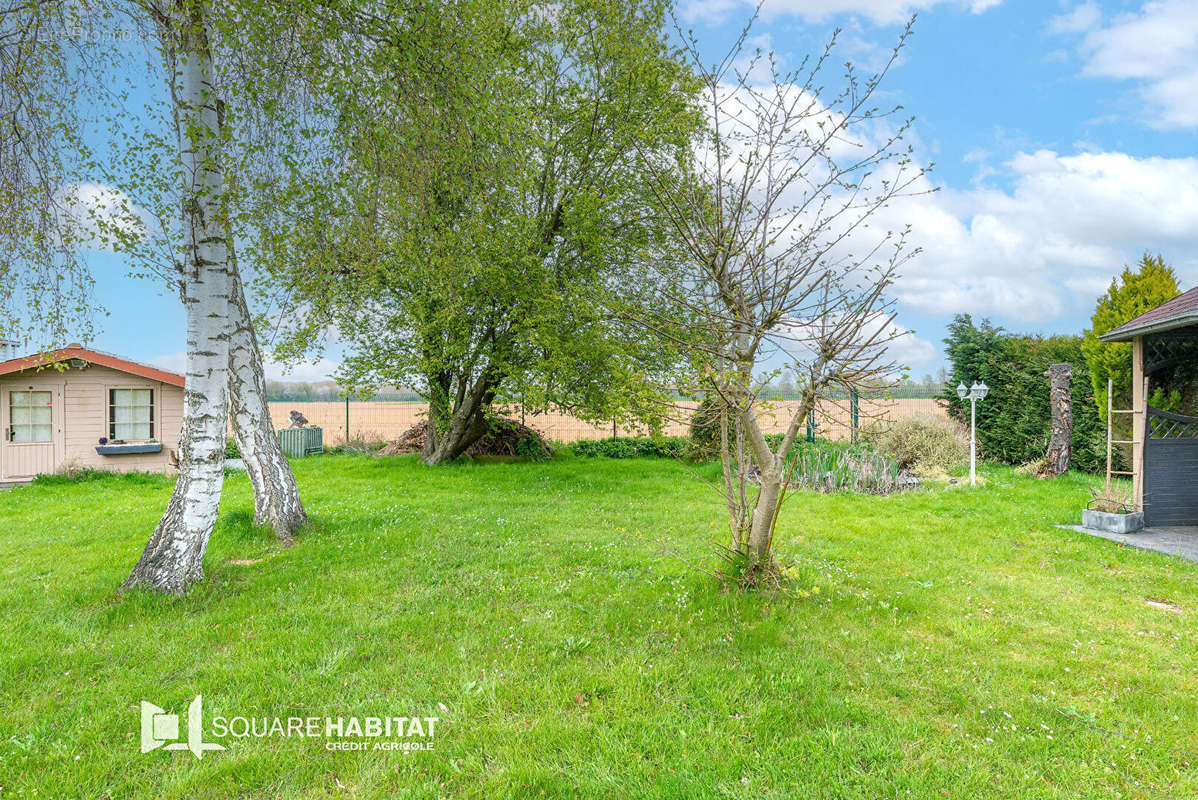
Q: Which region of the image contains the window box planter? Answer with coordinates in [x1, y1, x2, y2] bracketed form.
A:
[95, 442, 162, 456]
[1081, 508, 1144, 534]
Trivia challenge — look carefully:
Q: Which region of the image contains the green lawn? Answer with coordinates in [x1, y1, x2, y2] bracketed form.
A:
[0, 454, 1195, 798]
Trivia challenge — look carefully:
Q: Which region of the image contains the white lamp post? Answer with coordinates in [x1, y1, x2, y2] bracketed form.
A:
[957, 381, 989, 486]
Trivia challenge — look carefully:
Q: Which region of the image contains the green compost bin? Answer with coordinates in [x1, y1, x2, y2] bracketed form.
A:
[278, 426, 324, 458]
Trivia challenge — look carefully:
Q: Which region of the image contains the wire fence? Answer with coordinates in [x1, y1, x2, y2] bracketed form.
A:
[268, 394, 949, 446]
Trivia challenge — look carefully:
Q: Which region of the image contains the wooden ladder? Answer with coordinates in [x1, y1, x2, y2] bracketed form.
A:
[1105, 377, 1142, 500]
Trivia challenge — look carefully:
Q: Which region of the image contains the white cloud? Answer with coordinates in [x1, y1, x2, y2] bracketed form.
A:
[150, 352, 341, 383]
[264, 356, 341, 383]
[1053, 0, 1198, 129]
[56, 182, 148, 251]
[880, 320, 938, 368]
[774, 312, 939, 372]
[885, 149, 1198, 321]
[1046, 1, 1101, 35]
[146, 352, 192, 378]
[682, 0, 1000, 26]
[693, 67, 1198, 343]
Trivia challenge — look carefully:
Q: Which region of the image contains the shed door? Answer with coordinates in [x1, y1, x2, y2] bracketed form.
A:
[1, 387, 61, 480]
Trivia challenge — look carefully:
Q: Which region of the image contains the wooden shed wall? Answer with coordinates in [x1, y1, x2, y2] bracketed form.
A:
[0, 364, 183, 475]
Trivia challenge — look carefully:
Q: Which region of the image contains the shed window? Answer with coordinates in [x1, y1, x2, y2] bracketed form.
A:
[109, 388, 154, 440]
[10, 391, 52, 442]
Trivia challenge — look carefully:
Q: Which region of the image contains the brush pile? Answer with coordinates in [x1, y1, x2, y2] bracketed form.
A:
[377, 418, 553, 459]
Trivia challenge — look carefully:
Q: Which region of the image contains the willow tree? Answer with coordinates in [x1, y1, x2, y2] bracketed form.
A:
[639, 18, 925, 576]
[257, 0, 699, 464]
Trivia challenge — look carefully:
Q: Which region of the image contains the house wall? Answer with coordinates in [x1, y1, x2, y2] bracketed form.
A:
[0, 364, 183, 477]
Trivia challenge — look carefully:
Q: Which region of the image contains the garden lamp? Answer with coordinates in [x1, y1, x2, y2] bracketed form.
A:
[958, 381, 988, 485]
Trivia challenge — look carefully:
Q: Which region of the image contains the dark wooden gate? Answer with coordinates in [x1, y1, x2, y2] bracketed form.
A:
[1144, 406, 1198, 526]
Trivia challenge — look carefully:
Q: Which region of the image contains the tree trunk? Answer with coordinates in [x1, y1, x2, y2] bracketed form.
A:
[421, 369, 500, 465]
[1043, 362, 1073, 477]
[746, 464, 781, 562]
[737, 383, 818, 567]
[126, 2, 230, 592]
[228, 264, 306, 540]
[739, 398, 782, 565]
[421, 397, 490, 465]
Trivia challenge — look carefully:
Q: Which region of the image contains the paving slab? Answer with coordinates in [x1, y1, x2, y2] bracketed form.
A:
[1059, 524, 1198, 563]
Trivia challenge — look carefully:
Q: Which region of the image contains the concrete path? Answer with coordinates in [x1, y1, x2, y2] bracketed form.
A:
[1059, 524, 1198, 563]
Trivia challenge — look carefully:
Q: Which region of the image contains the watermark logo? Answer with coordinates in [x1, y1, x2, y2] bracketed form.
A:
[140, 694, 438, 756]
[140, 695, 226, 759]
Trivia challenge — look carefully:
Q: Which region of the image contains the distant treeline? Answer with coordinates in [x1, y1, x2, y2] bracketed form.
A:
[755, 377, 946, 401]
[268, 377, 948, 404]
[265, 381, 422, 402]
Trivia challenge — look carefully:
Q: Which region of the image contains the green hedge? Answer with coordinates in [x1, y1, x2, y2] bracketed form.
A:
[570, 436, 689, 459]
[938, 315, 1105, 472]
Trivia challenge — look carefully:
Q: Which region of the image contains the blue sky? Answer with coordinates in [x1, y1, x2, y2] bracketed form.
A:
[71, 0, 1198, 382]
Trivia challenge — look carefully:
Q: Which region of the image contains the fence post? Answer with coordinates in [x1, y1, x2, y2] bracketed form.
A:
[345, 395, 350, 445]
[850, 387, 859, 444]
[806, 408, 816, 443]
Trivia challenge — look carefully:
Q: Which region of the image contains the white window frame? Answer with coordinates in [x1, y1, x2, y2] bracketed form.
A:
[107, 385, 156, 442]
[8, 389, 53, 443]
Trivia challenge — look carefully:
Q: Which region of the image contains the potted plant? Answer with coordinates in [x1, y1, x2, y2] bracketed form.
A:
[1082, 487, 1144, 534]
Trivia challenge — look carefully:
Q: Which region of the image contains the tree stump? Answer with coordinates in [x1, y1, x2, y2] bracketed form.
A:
[1042, 363, 1073, 477]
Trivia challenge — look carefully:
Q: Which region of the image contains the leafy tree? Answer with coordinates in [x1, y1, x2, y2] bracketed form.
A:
[1081, 253, 1180, 421]
[5, 0, 308, 590]
[0, 0, 101, 347]
[258, 0, 700, 464]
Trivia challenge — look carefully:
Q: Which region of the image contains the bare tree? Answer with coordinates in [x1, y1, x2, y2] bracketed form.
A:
[639, 16, 926, 578]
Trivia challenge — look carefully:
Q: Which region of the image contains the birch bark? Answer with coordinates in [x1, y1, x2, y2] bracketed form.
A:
[125, 0, 230, 592]
[228, 263, 306, 538]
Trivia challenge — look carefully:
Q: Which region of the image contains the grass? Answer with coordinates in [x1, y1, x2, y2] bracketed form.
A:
[0, 454, 1195, 798]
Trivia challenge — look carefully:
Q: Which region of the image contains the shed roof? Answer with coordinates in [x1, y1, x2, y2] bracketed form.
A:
[1100, 287, 1198, 342]
[0, 345, 185, 387]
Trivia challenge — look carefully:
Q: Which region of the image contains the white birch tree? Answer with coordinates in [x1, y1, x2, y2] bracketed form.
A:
[4, 0, 307, 564]
[227, 260, 305, 539]
[124, 0, 232, 591]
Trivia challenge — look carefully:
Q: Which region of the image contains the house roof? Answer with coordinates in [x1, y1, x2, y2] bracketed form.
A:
[0, 345, 185, 387]
[1100, 287, 1198, 342]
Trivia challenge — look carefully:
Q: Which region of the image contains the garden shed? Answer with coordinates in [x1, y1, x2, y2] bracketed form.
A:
[0, 346, 184, 483]
[1101, 287, 1198, 526]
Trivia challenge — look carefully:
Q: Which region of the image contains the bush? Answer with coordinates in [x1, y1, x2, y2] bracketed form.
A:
[225, 438, 241, 459]
[687, 396, 722, 460]
[864, 414, 968, 475]
[329, 438, 390, 455]
[571, 436, 688, 459]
